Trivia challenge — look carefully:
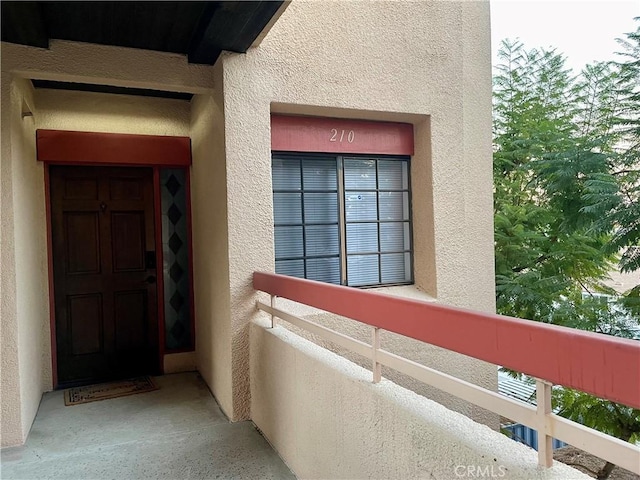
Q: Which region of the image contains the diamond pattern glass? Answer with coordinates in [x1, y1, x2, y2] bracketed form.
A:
[161, 168, 192, 350]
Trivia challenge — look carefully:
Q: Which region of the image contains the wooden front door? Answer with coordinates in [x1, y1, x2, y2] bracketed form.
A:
[50, 166, 159, 386]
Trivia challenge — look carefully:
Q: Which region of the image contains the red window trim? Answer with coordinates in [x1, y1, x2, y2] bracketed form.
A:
[271, 115, 414, 156]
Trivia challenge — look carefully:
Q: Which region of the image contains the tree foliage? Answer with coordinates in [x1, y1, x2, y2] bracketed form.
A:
[551, 387, 640, 479]
[493, 21, 640, 479]
[608, 24, 640, 272]
[493, 40, 621, 325]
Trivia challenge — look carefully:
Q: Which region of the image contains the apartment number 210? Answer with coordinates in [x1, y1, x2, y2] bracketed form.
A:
[329, 128, 355, 143]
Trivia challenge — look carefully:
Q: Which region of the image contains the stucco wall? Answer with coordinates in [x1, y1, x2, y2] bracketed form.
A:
[218, 0, 496, 422]
[190, 74, 235, 417]
[35, 89, 190, 136]
[0, 75, 51, 446]
[162, 352, 196, 374]
[250, 320, 588, 480]
[1, 75, 24, 447]
[12, 79, 51, 441]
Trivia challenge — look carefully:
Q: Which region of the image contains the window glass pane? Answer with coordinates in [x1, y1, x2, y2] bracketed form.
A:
[160, 168, 191, 351]
[303, 159, 337, 190]
[273, 154, 412, 287]
[306, 224, 339, 256]
[345, 192, 377, 221]
[381, 253, 412, 283]
[272, 157, 301, 190]
[275, 226, 303, 258]
[304, 193, 338, 223]
[380, 222, 410, 252]
[344, 158, 376, 189]
[347, 254, 380, 286]
[346, 223, 378, 253]
[307, 257, 340, 284]
[379, 192, 409, 220]
[378, 160, 408, 190]
[276, 259, 305, 278]
[274, 192, 302, 224]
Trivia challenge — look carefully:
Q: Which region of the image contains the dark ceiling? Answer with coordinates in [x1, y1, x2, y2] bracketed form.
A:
[1, 1, 284, 65]
[30, 79, 195, 100]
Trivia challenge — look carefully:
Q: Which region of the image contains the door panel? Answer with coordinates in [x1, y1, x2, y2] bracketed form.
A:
[65, 212, 101, 274]
[110, 177, 142, 200]
[64, 177, 99, 200]
[50, 166, 159, 386]
[114, 290, 147, 350]
[68, 294, 103, 355]
[111, 212, 145, 271]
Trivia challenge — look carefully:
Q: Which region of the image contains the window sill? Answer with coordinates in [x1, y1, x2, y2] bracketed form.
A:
[365, 284, 436, 303]
[273, 284, 436, 319]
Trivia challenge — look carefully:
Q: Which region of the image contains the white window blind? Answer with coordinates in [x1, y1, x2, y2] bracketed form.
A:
[272, 154, 412, 287]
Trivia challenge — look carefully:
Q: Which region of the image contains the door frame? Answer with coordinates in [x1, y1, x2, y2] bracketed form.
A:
[38, 130, 193, 388]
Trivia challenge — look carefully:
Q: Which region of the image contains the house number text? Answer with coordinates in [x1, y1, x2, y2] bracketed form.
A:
[329, 128, 355, 143]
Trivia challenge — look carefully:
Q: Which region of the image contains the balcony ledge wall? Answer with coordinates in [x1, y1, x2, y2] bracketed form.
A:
[250, 318, 589, 480]
[273, 288, 498, 428]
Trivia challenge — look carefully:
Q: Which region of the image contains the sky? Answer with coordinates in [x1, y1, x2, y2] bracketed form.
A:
[490, 0, 639, 72]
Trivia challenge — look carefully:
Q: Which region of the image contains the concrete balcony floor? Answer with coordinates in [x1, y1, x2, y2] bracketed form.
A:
[0, 372, 295, 479]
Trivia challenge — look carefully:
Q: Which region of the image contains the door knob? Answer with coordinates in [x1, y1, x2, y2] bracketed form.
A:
[145, 275, 157, 284]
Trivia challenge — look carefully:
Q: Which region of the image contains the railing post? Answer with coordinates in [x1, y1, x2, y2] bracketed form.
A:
[536, 379, 553, 468]
[270, 295, 277, 328]
[372, 327, 381, 383]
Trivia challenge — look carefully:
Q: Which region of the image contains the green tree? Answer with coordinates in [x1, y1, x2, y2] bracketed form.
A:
[493, 27, 640, 479]
[608, 22, 640, 274]
[552, 387, 640, 479]
[493, 40, 617, 325]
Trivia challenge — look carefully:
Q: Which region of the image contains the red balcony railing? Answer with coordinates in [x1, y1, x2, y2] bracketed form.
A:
[253, 271, 640, 473]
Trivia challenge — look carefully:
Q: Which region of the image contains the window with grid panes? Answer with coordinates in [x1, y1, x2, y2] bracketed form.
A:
[272, 153, 412, 287]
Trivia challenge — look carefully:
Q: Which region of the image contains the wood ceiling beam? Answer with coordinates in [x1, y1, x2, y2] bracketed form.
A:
[188, 1, 283, 65]
[1, 1, 48, 48]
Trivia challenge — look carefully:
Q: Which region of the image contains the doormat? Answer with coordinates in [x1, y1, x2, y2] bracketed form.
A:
[64, 376, 159, 406]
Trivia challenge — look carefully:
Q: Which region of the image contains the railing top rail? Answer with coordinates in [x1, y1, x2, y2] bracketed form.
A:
[253, 271, 640, 409]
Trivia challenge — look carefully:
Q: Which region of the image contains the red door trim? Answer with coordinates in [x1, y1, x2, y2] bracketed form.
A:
[271, 115, 414, 155]
[153, 168, 166, 373]
[37, 130, 192, 166]
[44, 165, 58, 388]
[186, 170, 196, 353]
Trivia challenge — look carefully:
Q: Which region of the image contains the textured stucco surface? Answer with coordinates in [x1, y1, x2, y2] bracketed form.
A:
[1, 74, 24, 447]
[163, 352, 197, 374]
[190, 80, 235, 418]
[12, 79, 51, 442]
[3, 40, 215, 94]
[218, 0, 496, 421]
[1, 76, 51, 447]
[250, 320, 589, 480]
[35, 89, 190, 136]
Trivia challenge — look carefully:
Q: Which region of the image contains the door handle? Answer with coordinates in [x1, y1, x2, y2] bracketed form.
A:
[144, 275, 157, 284]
